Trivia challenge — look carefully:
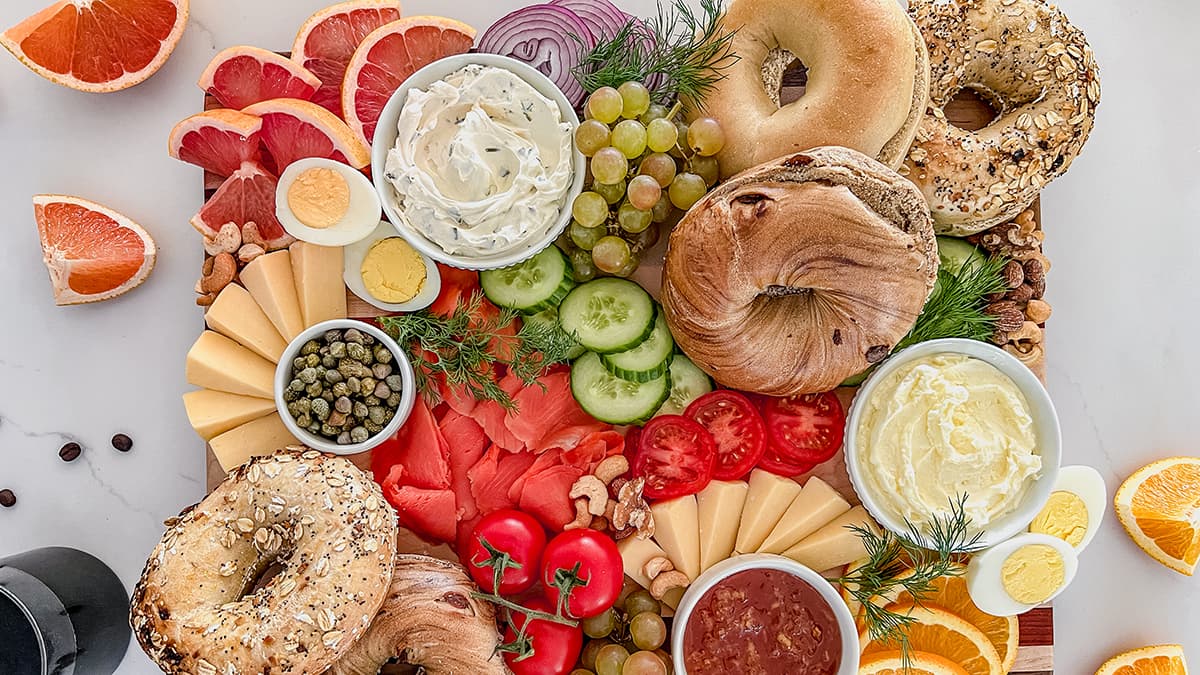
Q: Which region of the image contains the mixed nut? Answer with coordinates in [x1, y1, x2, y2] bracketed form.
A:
[196, 222, 294, 306]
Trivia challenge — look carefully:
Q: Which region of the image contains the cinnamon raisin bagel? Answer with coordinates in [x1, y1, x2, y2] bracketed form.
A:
[904, 0, 1100, 234]
[130, 449, 398, 674]
[661, 147, 937, 395]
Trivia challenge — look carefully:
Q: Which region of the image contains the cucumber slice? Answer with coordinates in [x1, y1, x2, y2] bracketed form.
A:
[480, 246, 574, 313]
[558, 278, 655, 354]
[600, 311, 674, 382]
[936, 236, 986, 277]
[571, 352, 670, 425]
[654, 354, 713, 417]
[523, 307, 586, 360]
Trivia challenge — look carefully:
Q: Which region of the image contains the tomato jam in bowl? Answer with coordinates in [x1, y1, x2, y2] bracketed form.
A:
[671, 554, 858, 675]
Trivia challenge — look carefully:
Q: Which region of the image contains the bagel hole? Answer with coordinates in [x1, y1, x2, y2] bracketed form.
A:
[761, 48, 808, 106]
[778, 60, 808, 105]
[244, 560, 285, 596]
[763, 285, 811, 298]
[379, 662, 419, 674]
[945, 86, 1001, 131]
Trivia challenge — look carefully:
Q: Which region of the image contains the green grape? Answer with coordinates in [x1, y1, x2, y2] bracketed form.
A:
[582, 608, 618, 639]
[593, 179, 627, 205]
[555, 229, 576, 252]
[623, 590, 660, 618]
[638, 153, 676, 188]
[575, 120, 612, 157]
[618, 81, 651, 119]
[571, 221, 607, 250]
[669, 173, 707, 210]
[570, 249, 597, 282]
[653, 650, 673, 671]
[622, 651, 667, 675]
[591, 236, 632, 275]
[611, 120, 648, 159]
[650, 194, 672, 224]
[616, 579, 641, 611]
[571, 670, 593, 675]
[587, 87, 623, 124]
[581, 640, 607, 670]
[626, 175, 661, 211]
[645, 118, 678, 153]
[628, 222, 660, 252]
[629, 612, 667, 650]
[689, 155, 720, 186]
[613, 251, 640, 278]
[572, 191, 609, 228]
[594, 644, 629, 675]
[639, 103, 668, 124]
[669, 121, 690, 158]
[590, 148, 629, 185]
[617, 202, 652, 234]
[688, 117, 726, 156]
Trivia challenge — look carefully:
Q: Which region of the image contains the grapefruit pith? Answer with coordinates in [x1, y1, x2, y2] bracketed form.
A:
[169, 109, 264, 178]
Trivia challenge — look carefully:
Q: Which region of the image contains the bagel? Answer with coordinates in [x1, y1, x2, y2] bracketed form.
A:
[661, 147, 938, 395]
[904, 0, 1100, 234]
[131, 449, 398, 674]
[329, 555, 508, 675]
[698, 0, 930, 178]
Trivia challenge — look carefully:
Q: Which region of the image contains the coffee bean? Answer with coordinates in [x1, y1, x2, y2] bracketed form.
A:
[111, 434, 133, 452]
[59, 442, 82, 462]
[0, 489, 15, 508]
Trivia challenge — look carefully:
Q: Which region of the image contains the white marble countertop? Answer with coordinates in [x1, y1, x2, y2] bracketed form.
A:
[0, 0, 1197, 672]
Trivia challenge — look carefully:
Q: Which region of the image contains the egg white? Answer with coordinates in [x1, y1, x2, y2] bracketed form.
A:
[1039, 465, 1107, 552]
[966, 532, 1079, 617]
[276, 157, 382, 246]
[343, 221, 441, 312]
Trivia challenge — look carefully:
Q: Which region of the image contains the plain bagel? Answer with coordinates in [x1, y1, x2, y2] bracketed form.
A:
[698, 0, 930, 178]
[130, 449, 398, 674]
[661, 147, 938, 395]
[905, 0, 1100, 234]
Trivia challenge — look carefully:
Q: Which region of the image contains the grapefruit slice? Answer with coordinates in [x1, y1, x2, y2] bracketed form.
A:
[168, 109, 263, 178]
[241, 98, 371, 170]
[1, 0, 188, 92]
[33, 195, 156, 305]
[291, 0, 403, 115]
[198, 45, 322, 110]
[342, 16, 476, 147]
[191, 161, 291, 248]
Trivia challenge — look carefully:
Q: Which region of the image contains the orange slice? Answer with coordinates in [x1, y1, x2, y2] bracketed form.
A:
[1, 0, 188, 92]
[168, 109, 264, 178]
[33, 195, 156, 305]
[860, 650, 970, 675]
[198, 45, 321, 110]
[242, 98, 370, 170]
[1115, 456, 1200, 575]
[1096, 644, 1189, 675]
[861, 605, 1003, 675]
[291, 0, 403, 115]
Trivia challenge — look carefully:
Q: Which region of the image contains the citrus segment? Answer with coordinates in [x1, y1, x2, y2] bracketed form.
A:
[198, 45, 321, 110]
[859, 650, 970, 675]
[861, 605, 1003, 675]
[33, 195, 156, 305]
[242, 98, 371, 170]
[191, 161, 290, 248]
[1, 0, 188, 92]
[168, 109, 263, 177]
[341, 16, 476, 147]
[291, 0, 403, 114]
[1096, 644, 1188, 675]
[1115, 457, 1200, 575]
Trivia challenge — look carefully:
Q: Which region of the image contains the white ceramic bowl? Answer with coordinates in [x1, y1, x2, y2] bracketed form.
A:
[343, 220, 441, 313]
[370, 53, 586, 271]
[670, 554, 859, 675]
[274, 319, 416, 455]
[844, 338, 1062, 549]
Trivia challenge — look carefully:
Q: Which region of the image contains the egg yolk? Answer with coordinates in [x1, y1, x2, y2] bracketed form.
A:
[360, 237, 426, 303]
[1029, 491, 1089, 546]
[1001, 544, 1064, 604]
[287, 167, 350, 229]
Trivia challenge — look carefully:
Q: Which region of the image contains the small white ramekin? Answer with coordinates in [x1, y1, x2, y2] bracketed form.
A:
[274, 319, 415, 455]
[844, 338, 1062, 549]
[370, 53, 585, 271]
[670, 554, 859, 675]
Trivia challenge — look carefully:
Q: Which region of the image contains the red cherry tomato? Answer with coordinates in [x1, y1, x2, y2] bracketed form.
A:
[757, 442, 816, 477]
[633, 414, 716, 500]
[464, 510, 547, 595]
[684, 390, 767, 481]
[762, 391, 846, 466]
[503, 597, 583, 675]
[540, 529, 623, 619]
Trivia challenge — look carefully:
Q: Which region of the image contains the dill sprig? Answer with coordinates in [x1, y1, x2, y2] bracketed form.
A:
[378, 293, 580, 410]
[573, 0, 740, 106]
[897, 255, 1009, 351]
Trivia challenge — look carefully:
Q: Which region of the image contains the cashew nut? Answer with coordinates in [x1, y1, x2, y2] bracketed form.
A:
[564, 498, 593, 531]
[594, 455, 629, 485]
[238, 243, 265, 264]
[201, 253, 237, 294]
[1025, 299, 1052, 324]
[1009, 320, 1043, 346]
[642, 556, 674, 581]
[203, 222, 242, 256]
[649, 571, 689, 600]
[241, 222, 265, 248]
[196, 292, 217, 307]
[569, 475, 609, 516]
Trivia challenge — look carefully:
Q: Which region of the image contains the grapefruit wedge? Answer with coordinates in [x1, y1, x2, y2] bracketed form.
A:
[291, 0, 403, 115]
[33, 195, 156, 305]
[199, 46, 322, 110]
[342, 16, 476, 147]
[168, 109, 263, 178]
[242, 98, 371, 170]
[1, 0, 188, 92]
[191, 161, 291, 249]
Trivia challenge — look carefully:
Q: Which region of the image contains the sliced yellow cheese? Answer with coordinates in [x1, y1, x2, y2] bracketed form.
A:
[209, 413, 298, 472]
[781, 506, 876, 573]
[617, 536, 670, 589]
[735, 469, 803, 554]
[697, 479, 748, 573]
[186, 331, 276, 398]
[758, 476, 852, 554]
[205, 283, 288, 362]
[183, 389, 276, 441]
[240, 250, 304, 340]
[290, 241, 347, 327]
[650, 495, 700, 581]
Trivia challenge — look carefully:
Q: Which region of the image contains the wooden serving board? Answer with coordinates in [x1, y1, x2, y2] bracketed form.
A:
[201, 68, 1054, 673]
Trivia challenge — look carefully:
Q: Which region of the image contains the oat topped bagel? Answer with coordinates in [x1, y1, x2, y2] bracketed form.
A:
[130, 449, 398, 674]
[905, 0, 1100, 234]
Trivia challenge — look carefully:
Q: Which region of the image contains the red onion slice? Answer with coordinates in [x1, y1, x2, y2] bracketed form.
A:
[549, 0, 629, 41]
[476, 3, 596, 105]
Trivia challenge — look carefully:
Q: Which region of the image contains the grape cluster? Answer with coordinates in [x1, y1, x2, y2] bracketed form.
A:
[571, 584, 672, 675]
[560, 82, 726, 280]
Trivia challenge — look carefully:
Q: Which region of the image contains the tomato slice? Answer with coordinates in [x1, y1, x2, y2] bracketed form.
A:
[684, 390, 766, 481]
[633, 415, 716, 500]
[762, 391, 846, 466]
[757, 442, 816, 477]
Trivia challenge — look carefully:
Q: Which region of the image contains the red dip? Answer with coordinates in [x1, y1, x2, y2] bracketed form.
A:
[682, 568, 841, 674]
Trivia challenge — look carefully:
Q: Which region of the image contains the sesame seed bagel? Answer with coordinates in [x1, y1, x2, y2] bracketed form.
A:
[130, 449, 398, 674]
[905, 0, 1100, 235]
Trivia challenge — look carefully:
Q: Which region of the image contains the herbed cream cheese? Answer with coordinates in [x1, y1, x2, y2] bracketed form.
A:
[384, 64, 573, 256]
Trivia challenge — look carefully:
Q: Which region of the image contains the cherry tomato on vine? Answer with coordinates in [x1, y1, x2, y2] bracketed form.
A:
[685, 390, 767, 480]
[464, 509, 547, 595]
[541, 529, 623, 619]
[503, 597, 583, 675]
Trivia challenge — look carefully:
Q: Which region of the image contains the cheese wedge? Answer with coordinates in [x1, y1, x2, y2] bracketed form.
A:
[697, 480, 748, 573]
[650, 495, 700, 581]
[183, 389, 276, 441]
[240, 250, 304, 340]
[735, 469, 803, 554]
[209, 413, 298, 472]
[186, 331, 276, 398]
[782, 506, 876, 573]
[290, 242, 347, 327]
[617, 536, 670, 589]
[205, 284, 288, 362]
[758, 476, 852, 554]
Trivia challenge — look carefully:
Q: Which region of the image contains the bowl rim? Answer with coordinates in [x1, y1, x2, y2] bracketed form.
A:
[342, 220, 442, 313]
[370, 52, 585, 271]
[273, 319, 416, 455]
[843, 338, 1062, 549]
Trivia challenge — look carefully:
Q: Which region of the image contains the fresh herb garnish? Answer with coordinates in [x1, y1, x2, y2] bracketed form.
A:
[897, 255, 1009, 351]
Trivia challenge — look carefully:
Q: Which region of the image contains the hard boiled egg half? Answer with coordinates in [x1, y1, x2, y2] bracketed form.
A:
[1027, 465, 1107, 551]
[276, 157, 381, 246]
[967, 533, 1079, 617]
[343, 221, 440, 312]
